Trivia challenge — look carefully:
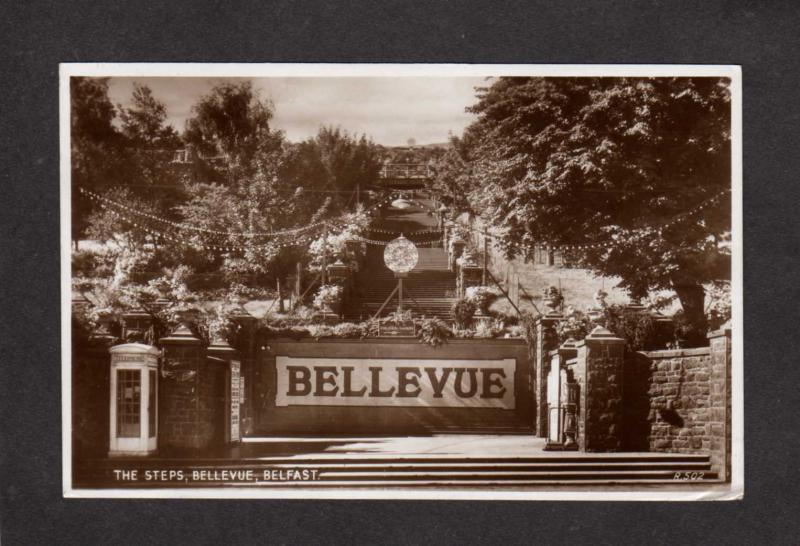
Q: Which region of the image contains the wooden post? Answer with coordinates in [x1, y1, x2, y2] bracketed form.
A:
[276, 276, 284, 313]
[398, 277, 404, 314]
[482, 230, 488, 285]
[321, 226, 328, 285]
[295, 261, 302, 304]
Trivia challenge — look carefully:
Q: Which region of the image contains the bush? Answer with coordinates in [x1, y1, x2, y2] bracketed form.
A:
[313, 284, 343, 310]
[72, 249, 98, 277]
[464, 285, 499, 314]
[417, 318, 452, 346]
[451, 298, 476, 329]
[604, 305, 673, 351]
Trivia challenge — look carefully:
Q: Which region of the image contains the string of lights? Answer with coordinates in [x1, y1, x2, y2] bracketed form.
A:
[455, 189, 729, 252]
[79, 187, 391, 239]
[351, 235, 445, 247]
[101, 206, 314, 251]
[367, 227, 442, 236]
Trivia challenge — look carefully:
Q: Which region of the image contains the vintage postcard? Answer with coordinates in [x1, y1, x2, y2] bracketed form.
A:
[61, 63, 742, 500]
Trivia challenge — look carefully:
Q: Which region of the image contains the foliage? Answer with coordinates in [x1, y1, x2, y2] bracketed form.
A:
[71, 263, 204, 345]
[285, 127, 382, 212]
[184, 81, 281, 179]
[464, 285, 499, 313]
[555, 310, 592, 342]
[331, 322, 365, 338]
[383, 309, 414, 324]
[446, 77, 732, 337]
[417, 318, 452, 346]
[451, 298, 477, 329]
[71, 79, 184, 244]
[705, 280, 731, 330]
[429, 135, 477, 213]
[84, 187, 162, 252]
[312, 284, 344, 310]
[504, 325, 526, 338]
[70, 77, 126, 241]
[116, 83, 183, 209]
[473, 320, 503, 339]
[307, 205, 370, 271]
[552, 304, 676, 350]
[72, 247, 117, 278]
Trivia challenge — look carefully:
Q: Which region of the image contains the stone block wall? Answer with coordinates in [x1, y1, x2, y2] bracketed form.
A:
[159, 345, 202, 450]
[623, 329, 731, 479]
[159, 345, 226, 452]
[574, 329, 626, 452]
[628, 347, 714, 453]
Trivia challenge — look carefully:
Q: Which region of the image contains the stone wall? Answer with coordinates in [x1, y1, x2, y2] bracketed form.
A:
[574, 328, 626, 451]
[160, 342, 226, 452]
[623, 329, 731, 478]
[625, 347, 713, 453]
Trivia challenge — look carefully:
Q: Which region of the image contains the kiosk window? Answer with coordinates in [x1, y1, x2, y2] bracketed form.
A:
[117, 369, 141, 437]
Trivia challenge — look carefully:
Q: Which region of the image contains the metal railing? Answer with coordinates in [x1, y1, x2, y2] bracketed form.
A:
[379, 164, 433, 179]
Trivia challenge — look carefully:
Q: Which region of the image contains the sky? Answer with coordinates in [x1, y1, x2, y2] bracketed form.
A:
[106, 76, 491, 146]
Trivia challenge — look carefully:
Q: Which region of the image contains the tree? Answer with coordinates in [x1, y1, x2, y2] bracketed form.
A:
[430, 134, 478, 214]
[117, 83, 183, 212]
[181, 84, 312, 307]
[184, 81, 281, 180]
[85, 187, 161, 252]
[70, 77, 125, 246]
[286, 127, 381, 211]
[458, 77, 731, 342]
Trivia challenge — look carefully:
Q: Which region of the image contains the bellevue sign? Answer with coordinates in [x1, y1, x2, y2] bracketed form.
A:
[275, 356, 516, 409]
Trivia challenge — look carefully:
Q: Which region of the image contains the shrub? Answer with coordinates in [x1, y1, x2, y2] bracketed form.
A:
[417, 318, 452, 347]
[473, 320, 501, 339]
[706, 281, 731, 330]
[451, 298, 476, 329]
[332, 322, 363, 338]
[312, 284, 343, 310]
[604, 305, 672, 351]
[72, 249, 99, 277]
[464, 285, 499, 313]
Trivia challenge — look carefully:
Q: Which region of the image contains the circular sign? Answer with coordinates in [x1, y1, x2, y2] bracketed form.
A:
[384, 236, 419, 274]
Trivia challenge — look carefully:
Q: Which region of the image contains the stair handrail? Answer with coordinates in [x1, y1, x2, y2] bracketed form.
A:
[484, 268, 532, 317]
[516, 281, 542, 316]
[293, 270, 325, 311]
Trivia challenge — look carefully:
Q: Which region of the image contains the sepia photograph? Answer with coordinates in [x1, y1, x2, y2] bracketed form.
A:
[61, 64, 742, 500]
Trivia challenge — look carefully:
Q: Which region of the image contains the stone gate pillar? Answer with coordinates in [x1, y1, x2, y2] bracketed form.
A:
[574, 326, 626, 451]
[708, 326, 732, 481]
[230, 304, 258, 435]
[534, 310, 563, 436]
[159, 323, 207, 451]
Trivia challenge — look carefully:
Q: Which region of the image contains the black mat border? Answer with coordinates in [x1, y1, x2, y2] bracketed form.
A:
[2, 1, 798, 544]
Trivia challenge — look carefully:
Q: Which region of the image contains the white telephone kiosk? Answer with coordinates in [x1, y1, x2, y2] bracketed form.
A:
[109, 343, 159, 456]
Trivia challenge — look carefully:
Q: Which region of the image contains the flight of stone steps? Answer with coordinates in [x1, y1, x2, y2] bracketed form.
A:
[343, 246, 457, 321]
[75, 453, 719, 488]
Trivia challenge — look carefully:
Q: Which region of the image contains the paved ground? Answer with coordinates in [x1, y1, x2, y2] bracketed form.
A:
[235, 435, 694, 460]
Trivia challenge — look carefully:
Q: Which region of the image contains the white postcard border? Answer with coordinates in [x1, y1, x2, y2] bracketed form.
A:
[60, 63, 743, 501]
